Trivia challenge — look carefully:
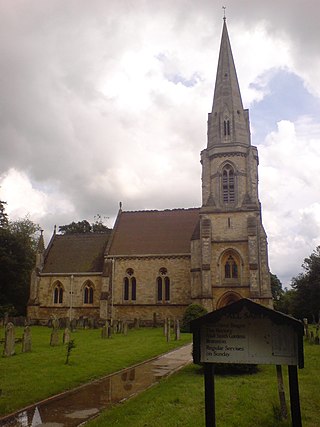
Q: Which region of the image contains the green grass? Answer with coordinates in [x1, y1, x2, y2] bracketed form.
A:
[0, 326, 192, 415]
[87, 339, 320, 427]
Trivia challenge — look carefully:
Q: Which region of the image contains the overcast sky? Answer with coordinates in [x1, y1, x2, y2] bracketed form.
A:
[1, 0, 320, 288]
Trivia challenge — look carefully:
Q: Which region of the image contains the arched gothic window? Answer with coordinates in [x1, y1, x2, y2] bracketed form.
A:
[224, 255, 238, 279]
[222, 165, 235, 203]
[123, 269, 137, 302]
[53, 282, 63, 304]
[83, 282, 94, 304]
[224, 119, 230, 136]
[157, 268, 170, 303]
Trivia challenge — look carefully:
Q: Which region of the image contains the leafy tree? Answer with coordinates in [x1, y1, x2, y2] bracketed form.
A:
[181, 304, 208, 332]
[290, 246, 320, 323]
[0, 216, 40, 316]
[270, 273, 284, 304]
[59, 215, 110, 234]
[59, 220, 92, 234]
[0, 199, 8, 228]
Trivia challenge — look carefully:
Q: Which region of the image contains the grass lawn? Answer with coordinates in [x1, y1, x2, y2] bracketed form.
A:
[0, 326, 192, 416]
[87, 339, 320, 427]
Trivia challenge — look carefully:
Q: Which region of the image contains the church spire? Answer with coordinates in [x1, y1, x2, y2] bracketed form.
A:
[207, 19, 251, 147]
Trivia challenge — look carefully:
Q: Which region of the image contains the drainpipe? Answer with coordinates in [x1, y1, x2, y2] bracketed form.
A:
[111, 258, 115, 320]
[70, 274, 74, 321]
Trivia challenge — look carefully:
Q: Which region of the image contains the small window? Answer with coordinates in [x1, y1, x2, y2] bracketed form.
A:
[124, 277, 129, 301]
[224, 256, 238, 279]
[222, 165, 235, 203]
[224, 119, 230, 136]
[53, 283, 63, 304]
[123, 269, 137, 302]
[157, 269, 170, 303]
[84, 283, 94, 304]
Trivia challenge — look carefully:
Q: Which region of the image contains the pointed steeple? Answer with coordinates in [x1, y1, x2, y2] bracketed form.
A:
[207, 19, 251, 147]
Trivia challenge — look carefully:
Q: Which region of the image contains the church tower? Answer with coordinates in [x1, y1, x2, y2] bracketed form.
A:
[191, 19, 273, 310]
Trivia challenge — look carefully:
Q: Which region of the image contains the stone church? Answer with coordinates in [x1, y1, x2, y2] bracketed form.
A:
[27, 19, 273, 324]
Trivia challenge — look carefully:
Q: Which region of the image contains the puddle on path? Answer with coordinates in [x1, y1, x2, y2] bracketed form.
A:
[0, 344, 192, 427]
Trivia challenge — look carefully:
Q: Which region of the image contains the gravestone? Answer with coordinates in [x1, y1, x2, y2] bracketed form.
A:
[22, 326, 32, 352]
[123, 321, 128, 336]
[3, 322, 15, 356]
[101, 322, 108, 339]
[153, 312, 157, 328]
[77, 318, 84, 329]
[50, 317, 60, 346]
[63, 328, 71, 344]
[166, 318, 171, 342]
[70, 318, 77, 332]
[303, 318, 308, 338]
[163, 319, 167, 337]
[174, 319, 180, 341]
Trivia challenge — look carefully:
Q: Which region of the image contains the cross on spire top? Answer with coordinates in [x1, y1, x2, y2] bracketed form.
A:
[222, 6, 226, 21]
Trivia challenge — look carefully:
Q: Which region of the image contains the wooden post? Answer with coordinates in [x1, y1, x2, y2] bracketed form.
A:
[276, 365, 288, 419]
[288, 365, 302, 427]
[204, 363, 215, 427]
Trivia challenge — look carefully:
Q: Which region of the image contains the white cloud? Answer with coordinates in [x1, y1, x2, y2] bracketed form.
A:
[259, 118, 320, 285]
[1, 1, 320, 288]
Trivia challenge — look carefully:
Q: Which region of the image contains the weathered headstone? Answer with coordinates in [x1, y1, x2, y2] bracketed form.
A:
[174, 319, 180, 341]
[166, 318, 171, 342]
[3, 322, 15, 356]
[133, 318, 140, 329]
[153, 312, 157, 328]
[123, 321, 128, 336]
[163, 319, 167, 337]
[70, 318, 77, 332]
[22, 326, 32, 353]
[88, 317, 94, 329]
[101, 322, 108, 339]
[303, 318, 308, 338]
[63, 327, 71, 344]
[50, 317, 60, 346]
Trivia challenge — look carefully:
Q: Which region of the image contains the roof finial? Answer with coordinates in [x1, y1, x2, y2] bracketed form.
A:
[222, 6, 226, 22]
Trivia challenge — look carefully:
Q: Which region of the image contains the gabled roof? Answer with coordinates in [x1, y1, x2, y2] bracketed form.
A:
[42, 232, 111, 273]
[108, 208, 200, 256]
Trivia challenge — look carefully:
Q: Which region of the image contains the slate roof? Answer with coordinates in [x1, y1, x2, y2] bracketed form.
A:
[108, 208, 200, 256]
[42, 232, 111, 273]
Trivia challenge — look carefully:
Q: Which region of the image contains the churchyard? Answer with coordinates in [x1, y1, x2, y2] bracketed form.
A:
[0, 322, 319, 426]
[87, 330, 319, 427]
[0, 321, 191, 416]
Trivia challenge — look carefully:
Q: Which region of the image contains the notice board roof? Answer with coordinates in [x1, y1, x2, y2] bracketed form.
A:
[191, 298, 304, 368]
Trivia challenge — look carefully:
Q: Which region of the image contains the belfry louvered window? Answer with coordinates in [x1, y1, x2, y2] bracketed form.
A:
[222, 165, 235, 203]
[224, 119, 230, 136]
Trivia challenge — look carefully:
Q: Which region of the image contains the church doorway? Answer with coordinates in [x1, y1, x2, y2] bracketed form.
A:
[216, 291, 242, 309]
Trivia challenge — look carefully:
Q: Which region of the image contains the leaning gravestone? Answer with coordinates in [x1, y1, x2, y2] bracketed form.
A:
[22, 326, 32, 353]
[3, 322, 15, 357]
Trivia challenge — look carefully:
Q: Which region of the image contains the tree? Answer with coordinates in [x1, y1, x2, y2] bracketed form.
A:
[270, 273, 283, 303]
[0, 216, 40, 316]
[290, 246, 320, 323]
[59, 215, 110, 234]
[0, 199, 8, 228]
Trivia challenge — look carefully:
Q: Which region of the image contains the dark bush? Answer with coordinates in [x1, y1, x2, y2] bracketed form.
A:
[181, 304, 208, 332]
